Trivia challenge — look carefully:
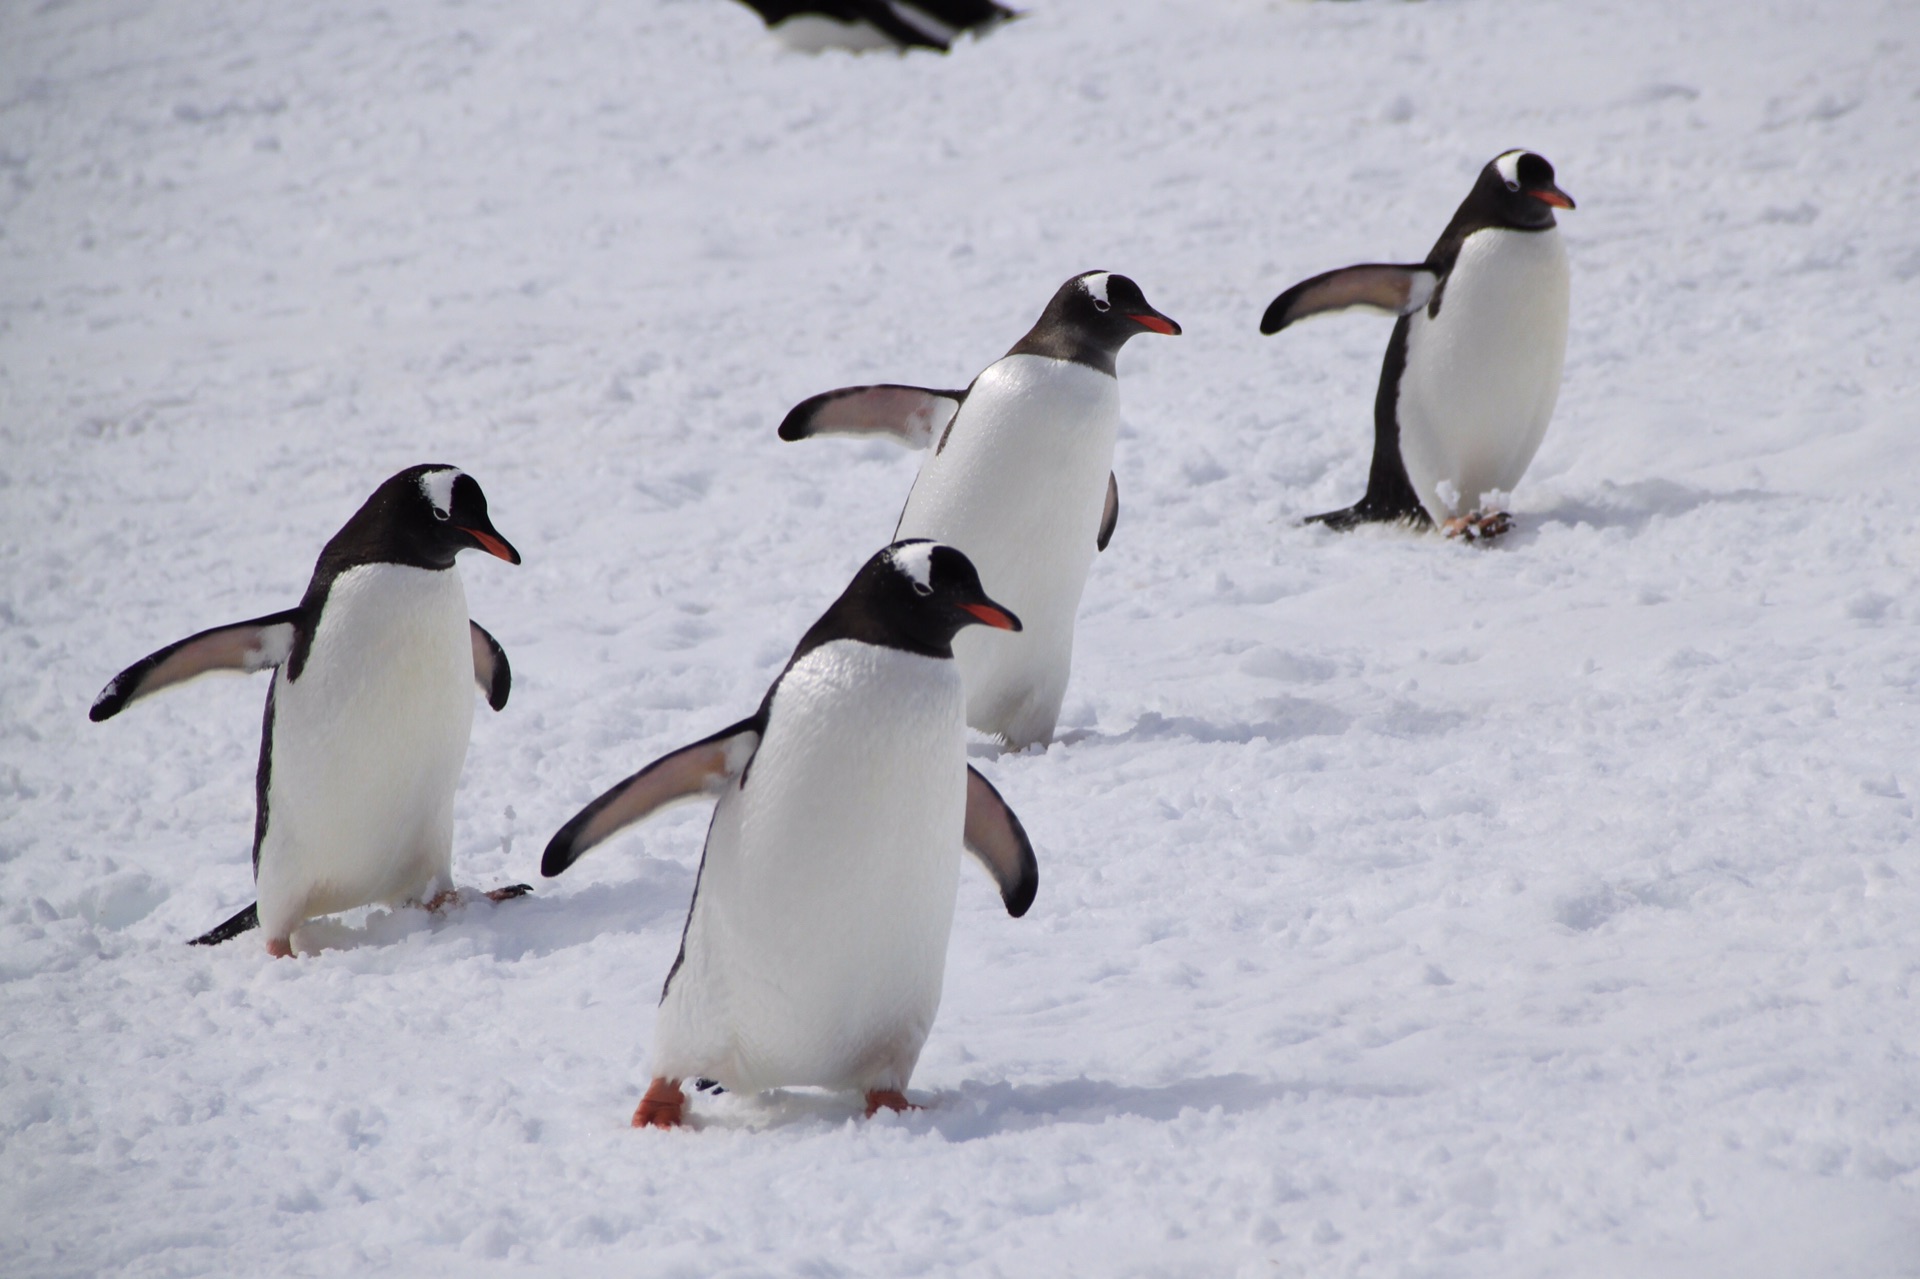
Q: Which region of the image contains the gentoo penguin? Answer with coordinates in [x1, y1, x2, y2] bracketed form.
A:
[90, 465, 523, 956]
[732, 0, 1014, 53]
[1261, 150, 1575, 540]
[778, 270, 1180, 748]
[541, 541, 1037, 1128]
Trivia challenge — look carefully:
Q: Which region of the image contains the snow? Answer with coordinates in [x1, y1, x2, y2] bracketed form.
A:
[2, 0, 1917, 1275]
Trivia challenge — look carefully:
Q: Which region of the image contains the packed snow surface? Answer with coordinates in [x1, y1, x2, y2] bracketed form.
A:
[3, 1, 1917, 1275]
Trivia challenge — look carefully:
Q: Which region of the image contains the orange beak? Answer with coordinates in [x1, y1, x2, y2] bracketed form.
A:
[460, 527, 522, 564]
[1530, 185, 1575, 210]
[1128, 313, 1182, 336]
[961, 602, 1021, 631]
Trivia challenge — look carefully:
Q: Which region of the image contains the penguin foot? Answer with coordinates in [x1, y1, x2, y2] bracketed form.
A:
[265, 937, 293, 959]
[864, 1089, 922, 1117]
[633, 1078, 687, 1129]
[1442, 510, 1513, 542]
[419, 884, 533, 914]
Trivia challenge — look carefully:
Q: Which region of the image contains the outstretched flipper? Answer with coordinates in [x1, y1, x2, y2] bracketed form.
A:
[964, 765, 1037, 917]
[1097, 472, 1119, 552]
[542, 719, 763, 877]
[1260, 264, 1439, 335]
[777, 384, 967, 449]
[469, 621, 511, 711]
[188, 901, 260, 946]
[90, 610, 302, 722]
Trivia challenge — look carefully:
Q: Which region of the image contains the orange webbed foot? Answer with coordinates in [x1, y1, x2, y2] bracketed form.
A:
[265, 937, 293, 958]
[633, 1078, 687, 1129]
[864, 1089, 922, 1117]
[1442, 510, 1513, 542]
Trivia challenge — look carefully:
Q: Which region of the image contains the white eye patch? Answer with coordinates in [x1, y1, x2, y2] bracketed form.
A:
[890, 542, 936, 594]
[419, 468, 460, 518]
[1081, 272, 1112, 308]
[1494, 150, 1525, 190]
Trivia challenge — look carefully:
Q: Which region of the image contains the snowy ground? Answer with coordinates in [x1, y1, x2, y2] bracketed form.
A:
[4, 0, 1918, 1274]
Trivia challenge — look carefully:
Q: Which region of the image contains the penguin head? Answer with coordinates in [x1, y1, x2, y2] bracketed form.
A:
[327, 465, 522, 572]
[1060, 271, 1183, 344]
[799, 540, 1021, 661]
[414, 466, 521, 565]
[1008, 271, 1182, 373]
[884, 541, 1021, 640]
[1480, 151, 1575, 228]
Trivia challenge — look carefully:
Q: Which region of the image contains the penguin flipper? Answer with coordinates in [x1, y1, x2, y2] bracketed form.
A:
[187, 901, 260, 946]
[90, 610, 302, 722]
[1097, 472, 1119, 552]
[776, 384, 967, 449]
[1260, 264, 1438, 335]
[542, 718, 762, 877]
[964, 765, 1037, 917]
[469, 621, 511, 711]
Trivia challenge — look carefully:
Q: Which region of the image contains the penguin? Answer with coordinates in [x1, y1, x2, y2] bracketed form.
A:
[1261, 150, 1575, 540]
[541, 540, 1037, 1128]
[731, 0, 1014, 53]
[90, 465, 524, 956]
[778, 270, 1181, 748]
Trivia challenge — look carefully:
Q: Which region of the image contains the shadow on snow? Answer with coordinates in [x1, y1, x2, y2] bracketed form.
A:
[682, 1072, 1424, 1138]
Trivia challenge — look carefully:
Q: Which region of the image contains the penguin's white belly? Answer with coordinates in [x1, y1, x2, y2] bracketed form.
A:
[895, 354, 1117, 745]
[653, 641, 967, 1095]
[256, 564, 474, 937]
[1398, 227, 1569, 520]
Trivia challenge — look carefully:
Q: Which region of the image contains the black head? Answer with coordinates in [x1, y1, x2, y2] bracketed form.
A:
[1006, 271, 1182, 375]
[794, 540, 1021, 662]
[319, 465, 522, 574]
[1468, 150, 1575, 230]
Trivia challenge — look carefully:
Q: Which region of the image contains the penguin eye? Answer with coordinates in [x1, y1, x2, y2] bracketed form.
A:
[1091, 299, 1111, 313]
[911, 581, 933, 597]
[1504, 179, 1521, 192]
[432, 508, 450, 522]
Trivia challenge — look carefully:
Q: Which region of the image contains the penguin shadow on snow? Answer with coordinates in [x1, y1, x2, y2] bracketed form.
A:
[670, 1073, 1422, 1137]
[268, 859, 694, 961]
[1512, 478, 1778, 540]
[1045, 698, 1354, 752]
[927, 1074, 1427, 1142]
[473, 861, 697, 962]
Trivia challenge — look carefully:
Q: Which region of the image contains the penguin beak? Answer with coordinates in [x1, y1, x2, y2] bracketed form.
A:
[459, 525, 522, 565]
[960, 602, 1022, 632]
[1530, 184, 1575, 210]
[1128, 310, 1182, 336]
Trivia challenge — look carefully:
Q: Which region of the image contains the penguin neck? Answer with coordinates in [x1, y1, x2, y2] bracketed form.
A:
[1428, 199, 1558, 273]
[788, 595, 959, 666]
[1004, 319, 1122, 377]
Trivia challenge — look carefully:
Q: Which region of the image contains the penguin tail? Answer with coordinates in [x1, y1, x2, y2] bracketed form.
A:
[188, 902, 260, 946]
[1303, 494, 1432, 532]
[1305, 499, 1428, 526]
[1303, 503, 1370, 531]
